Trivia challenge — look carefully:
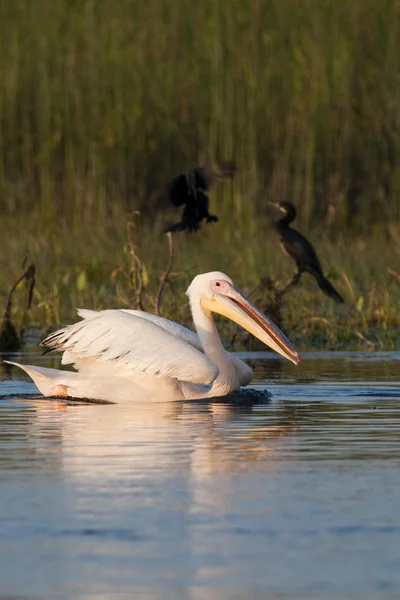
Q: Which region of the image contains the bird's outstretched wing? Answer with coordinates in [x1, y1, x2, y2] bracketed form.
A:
[119, 310, 253, 386]
[41, 310, 219, 385]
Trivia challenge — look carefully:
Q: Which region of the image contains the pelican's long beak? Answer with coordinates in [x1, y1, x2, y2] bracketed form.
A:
[201, 288, 300, 365]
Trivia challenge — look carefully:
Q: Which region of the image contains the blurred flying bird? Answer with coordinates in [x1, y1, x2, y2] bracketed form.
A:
[160, 160, 236, 233]
[165, 160, 236, 233]
[269, 202, 344, 303]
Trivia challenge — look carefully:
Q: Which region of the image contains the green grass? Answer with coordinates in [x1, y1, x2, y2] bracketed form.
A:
[1, 213, 400, 351]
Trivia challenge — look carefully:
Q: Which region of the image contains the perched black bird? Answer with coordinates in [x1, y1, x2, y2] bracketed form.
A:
[164, 160, 236, 233]
[269, 202, 344, 303]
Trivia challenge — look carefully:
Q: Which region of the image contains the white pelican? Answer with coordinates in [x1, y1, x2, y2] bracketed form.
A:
[7, 272, 299, 402]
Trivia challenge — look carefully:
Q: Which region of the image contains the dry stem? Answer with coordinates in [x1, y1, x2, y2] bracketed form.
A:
[127, 218, 144, 310]
[155, 233, 174, 316]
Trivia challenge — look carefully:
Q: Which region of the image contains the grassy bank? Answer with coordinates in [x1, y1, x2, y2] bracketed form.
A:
[1, 213, 400, 351]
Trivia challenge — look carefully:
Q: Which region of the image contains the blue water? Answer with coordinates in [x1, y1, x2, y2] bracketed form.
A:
[1, 351, 400, 599]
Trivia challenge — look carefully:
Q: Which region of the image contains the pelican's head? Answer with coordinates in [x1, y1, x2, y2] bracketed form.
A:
[186, 272, 300, 365]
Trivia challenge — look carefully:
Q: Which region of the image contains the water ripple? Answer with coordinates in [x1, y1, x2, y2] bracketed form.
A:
[1, 352, 400, 596]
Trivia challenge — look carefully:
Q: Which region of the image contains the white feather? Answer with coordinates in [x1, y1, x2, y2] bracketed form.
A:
[43, 310, 219, 385]
[120, 310, 253, 385]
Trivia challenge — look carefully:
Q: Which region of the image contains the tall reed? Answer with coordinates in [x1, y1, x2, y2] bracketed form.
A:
[0, 0, 399, 232]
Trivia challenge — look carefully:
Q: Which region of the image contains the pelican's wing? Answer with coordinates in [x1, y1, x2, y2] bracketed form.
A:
[120, 310, 202, 349]
[120, 310, 253, 386]
[79, 309, 253, 386]
[41, 310, 219, 385]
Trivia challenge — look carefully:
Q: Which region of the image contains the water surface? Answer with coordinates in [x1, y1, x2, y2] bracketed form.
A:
[1, 351, 400, 599]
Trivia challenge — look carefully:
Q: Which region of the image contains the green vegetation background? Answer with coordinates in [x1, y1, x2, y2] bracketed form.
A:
[1, 0, 400, 349]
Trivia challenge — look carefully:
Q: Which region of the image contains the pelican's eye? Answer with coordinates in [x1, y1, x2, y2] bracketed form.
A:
[211, 279, 232, 295]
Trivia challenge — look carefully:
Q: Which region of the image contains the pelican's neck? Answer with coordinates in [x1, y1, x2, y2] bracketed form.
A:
[190, 297, 239, 395]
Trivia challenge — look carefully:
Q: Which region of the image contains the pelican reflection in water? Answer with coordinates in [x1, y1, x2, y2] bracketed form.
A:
[8, 272, 299, 403]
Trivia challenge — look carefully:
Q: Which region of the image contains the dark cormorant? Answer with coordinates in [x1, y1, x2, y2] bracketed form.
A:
[269, 202, 344, 303]
[164, 160, 236, 233]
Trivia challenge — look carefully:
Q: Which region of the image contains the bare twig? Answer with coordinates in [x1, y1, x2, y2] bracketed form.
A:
[19, 261, 36, 341]
[247, 275, 279, 300]
[354, 331, 375, 349]
[0, 255, 36, 352]
[155, 232, 174, 316]
[276, 271, 302, 300]
[126, 218, 144, 310]
[248, 272, 302, 304]
[260, 276, 280, 296]
[388, 268, 400, 283]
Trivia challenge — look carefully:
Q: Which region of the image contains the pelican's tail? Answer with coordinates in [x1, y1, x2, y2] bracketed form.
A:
[4, 361, 69, 397]
[314, 272, 345, 303]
